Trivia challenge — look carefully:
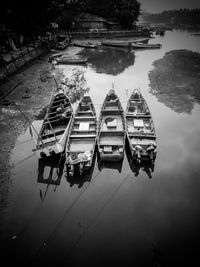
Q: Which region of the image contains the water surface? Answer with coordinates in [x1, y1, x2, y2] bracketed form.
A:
[1, 30, 200, 266]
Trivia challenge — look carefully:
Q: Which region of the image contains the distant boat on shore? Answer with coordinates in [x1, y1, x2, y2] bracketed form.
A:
[73, 42, 98, 49]
[132, 43, 161, 49]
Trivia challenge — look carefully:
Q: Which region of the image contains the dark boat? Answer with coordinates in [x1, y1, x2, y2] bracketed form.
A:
[132, 43, 161, 49]
[73, 42, 98, 49]
[97, 89, 126, 161]
[65, 94, 97, 176]
[125, 88, 157, 163]
[33, 91, 73, 158]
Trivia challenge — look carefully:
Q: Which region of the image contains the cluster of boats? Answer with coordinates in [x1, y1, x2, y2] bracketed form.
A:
[33, 88, 157, 176]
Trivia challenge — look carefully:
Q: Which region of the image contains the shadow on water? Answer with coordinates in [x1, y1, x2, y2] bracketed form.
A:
[126, 143, 155, 179]
[37, 155, 65, 186]
[66, 152, 96, 188]
[80, 46, 135, 75]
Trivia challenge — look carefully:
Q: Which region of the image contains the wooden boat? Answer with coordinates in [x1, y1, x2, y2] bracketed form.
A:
[126, 88, 157, 163]
[73, 42, 98, 49]
[102, 40, 132, 48]
[56, 55, 87, 64]
[132, 43, 161, 49]
[132, 38, 150, 44]
[98, 89, 126, 161]
[33, 91, 73, 158]
[65, 94, 97, 176]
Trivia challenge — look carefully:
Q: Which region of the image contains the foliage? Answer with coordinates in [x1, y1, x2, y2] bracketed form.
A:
[0, 0, 141, 34]
[142, 9, 200, 26]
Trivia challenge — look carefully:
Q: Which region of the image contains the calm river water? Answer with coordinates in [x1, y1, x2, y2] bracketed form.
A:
[1, 30, 200, 266]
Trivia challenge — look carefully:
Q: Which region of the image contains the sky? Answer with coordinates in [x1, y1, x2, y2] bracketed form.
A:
[139, 0, 200, 13]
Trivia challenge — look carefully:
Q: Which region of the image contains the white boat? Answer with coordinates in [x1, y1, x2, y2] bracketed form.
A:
[65, 94, 97, 176]
[97, 89, 126, 161]
[126, 88, 157, 163]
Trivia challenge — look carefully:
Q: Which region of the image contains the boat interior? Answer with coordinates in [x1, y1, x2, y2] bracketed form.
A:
[39, 94, 72, 143]
[126, 117, 155, 135]
[99, 97, 125, 156]
[67, 96, 97, 155]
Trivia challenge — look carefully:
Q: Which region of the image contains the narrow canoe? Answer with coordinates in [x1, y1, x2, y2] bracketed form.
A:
[97, 89, 126, 161]
[73, 42, 98, 49]
[65, 94, 97, 176]
[33, 91, 73, 158]
[102, 40, 132, 48]
[132, 43, 161, 49]
[125, 88, 157, 163]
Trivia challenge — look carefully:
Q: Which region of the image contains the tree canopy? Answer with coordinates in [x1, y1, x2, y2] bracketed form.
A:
[0, 0, 141, 34]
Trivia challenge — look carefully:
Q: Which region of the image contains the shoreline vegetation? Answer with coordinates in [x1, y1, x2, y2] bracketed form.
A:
[149, 49, 200, 114]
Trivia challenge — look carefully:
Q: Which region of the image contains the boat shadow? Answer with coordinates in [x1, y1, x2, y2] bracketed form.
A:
[65, 152, 96, 188]
[125, 142, 155, 179]
[37, 154, 65, 185]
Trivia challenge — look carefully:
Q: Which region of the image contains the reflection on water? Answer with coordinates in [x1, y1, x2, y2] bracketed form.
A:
[149, 49, 200, 114]
[81, 46, 135, 75]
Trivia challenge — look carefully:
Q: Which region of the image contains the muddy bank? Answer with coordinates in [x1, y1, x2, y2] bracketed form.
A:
[149, 49, 200, 113]
[0, 55, 56, 219]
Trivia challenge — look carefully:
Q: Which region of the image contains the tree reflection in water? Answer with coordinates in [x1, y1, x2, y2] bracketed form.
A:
[80, 46, 135, 75]
[149, 50, 200, 114]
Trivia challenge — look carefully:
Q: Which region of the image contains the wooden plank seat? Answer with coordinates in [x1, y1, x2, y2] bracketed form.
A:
[128, 133, 156, 138]
[70, 134, 96, 138]
[41, 129, 64, 139]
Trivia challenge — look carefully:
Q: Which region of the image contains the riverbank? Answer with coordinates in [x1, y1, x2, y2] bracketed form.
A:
[149, 49, 200, 113]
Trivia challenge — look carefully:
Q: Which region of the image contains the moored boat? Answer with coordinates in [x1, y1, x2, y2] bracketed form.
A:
[125, 88, 157, 163]
[65, 94, 97, 176]
[56, 55, 87, 64]
[132, 43, 161, 49]
[97, 89, 126, 161]
[33, 91, 73, 158]
[101, 40, 132, 48]
[73, 42, 98, 49]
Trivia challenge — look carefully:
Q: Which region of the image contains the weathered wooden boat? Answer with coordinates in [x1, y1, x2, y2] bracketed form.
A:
[132, 43, 161, 49]
[73, 42, 98, 49]
[32, 91, 73, 158]
[126, 88, 157, 163]
[98, 89, 126, 161]
[65, 94, 97, 176]
[56, 55, 87, 65]
[132, 38, 150, 44]
[102, 40, 132, 48]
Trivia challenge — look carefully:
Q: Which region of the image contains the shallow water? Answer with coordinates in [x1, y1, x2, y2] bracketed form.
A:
[1, 30, 200, 266]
